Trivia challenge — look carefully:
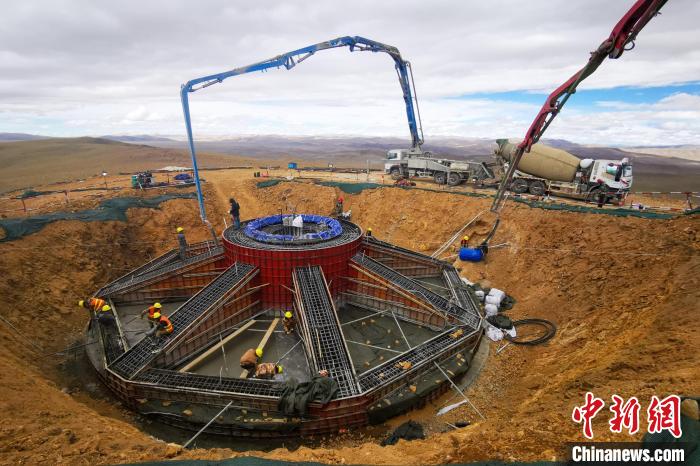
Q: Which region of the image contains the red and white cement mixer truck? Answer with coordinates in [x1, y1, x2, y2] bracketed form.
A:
[493, 139, 633, 205]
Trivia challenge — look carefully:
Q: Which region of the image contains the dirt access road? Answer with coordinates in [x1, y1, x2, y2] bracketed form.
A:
[0, 167, 697, 465]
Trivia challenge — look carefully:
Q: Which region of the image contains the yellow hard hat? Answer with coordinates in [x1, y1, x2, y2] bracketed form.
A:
[78, 300, 84, 308]
[463, 235, 469, 240]
[101, 305, 111, 312]
[176, 227, 184, 233]
[255, 348, 263, 358]
[368, 227, 372, 231]
[276, 365, 283, 374]
[153, 312, 161, 319]
[284, 311, 292, 319]
[154, 302, 162, 309]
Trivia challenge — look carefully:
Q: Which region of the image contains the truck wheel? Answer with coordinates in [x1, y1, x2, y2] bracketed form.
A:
[389, 168, 402, 180]
[447, 172, 461, 186]
[510, 178, 528, 194]
[586, 187, 608, 205]
[434, 172, 446, 185]
[528, 180, 546, 196]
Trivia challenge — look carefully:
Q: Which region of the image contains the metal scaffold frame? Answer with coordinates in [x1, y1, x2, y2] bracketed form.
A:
[293, 266, 360, 398]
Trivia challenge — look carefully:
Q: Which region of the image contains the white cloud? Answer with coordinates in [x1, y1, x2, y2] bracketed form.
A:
[0, 0, 698, 144]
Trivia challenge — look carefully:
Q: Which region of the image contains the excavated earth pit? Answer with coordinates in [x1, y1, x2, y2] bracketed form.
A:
[87, 211, 483, 440]
[0, 171, 697, 465]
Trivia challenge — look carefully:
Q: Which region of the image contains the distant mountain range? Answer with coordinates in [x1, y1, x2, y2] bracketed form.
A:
[1, 133, 698, 192]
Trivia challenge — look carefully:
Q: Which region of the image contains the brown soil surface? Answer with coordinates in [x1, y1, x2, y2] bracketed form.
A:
[0, 168, 697, 465]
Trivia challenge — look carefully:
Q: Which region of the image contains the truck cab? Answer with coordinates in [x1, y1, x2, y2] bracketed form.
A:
[587, 158, 633, 191]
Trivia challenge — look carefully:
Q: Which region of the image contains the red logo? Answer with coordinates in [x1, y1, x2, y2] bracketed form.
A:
[609, 395, 641, 435]
[572, 392, 605, 439]
[572, 393, 683, 439]
[647, 395, 682, 438]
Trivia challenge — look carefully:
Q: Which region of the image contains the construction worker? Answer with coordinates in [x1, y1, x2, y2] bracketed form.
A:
[229, 198, 241, 229]
[78, 297, 106, 313]
[254, 363, 283, 380]
[283, 311, 295, 335]
[152, 312, 174, 338]
[240, 347, 263, 371]
[140, 302, 162, 327]
[334, 196, 344, 217]
[176, 227, 187, 260]
[460, 235, 470, 248]
[366, 227, 372, 237]
[97, 304, 116, 327]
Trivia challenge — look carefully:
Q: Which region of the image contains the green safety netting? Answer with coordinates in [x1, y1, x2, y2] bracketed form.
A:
[256, 179, 696, 220]
[317, 181, 384, 194]
[256, 180, 284, 189]
[129, 458, 560, 466]
[0, 193, 197, 242]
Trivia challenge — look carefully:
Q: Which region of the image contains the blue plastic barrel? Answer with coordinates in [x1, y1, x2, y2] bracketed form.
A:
[459, 247, 484, 262]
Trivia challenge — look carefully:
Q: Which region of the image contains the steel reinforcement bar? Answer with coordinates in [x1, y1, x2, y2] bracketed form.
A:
[358, 325, 477, 392]
[443, 266, 480, 315]
[351, 253, 480, 331]
[99, 245, 224, 296]
[137, 368, 284, 398]
[293, 266, 359, 398]
[363, 236, 445, 267]
[109, 262, 255, 379]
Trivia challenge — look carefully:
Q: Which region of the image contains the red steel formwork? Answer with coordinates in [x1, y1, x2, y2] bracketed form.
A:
[222, 227, 362, 308]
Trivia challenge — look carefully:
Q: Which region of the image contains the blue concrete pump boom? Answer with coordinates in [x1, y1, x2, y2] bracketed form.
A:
[180, 36, 424, 222]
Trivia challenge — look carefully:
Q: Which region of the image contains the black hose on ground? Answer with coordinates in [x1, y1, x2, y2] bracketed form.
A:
[505, 318, 556, 346]
[478, 218, 501, 254]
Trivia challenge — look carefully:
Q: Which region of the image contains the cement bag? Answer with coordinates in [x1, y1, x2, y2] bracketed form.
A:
[488, 288, 506, 301]
[486, 325, 504, 341]
[475, 290, 485, 301]
[485, 295, 502, 306]
[504, 326, 517, 338]
[484, 303, 499, 316]
[460, 277, 473, 286]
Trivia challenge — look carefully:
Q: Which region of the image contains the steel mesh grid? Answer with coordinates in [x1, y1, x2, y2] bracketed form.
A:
[294, 266, 359, 397]
[109, 263, 254, 379]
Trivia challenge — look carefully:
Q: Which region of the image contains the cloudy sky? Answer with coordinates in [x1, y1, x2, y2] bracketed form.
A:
[1, 0, 699, 146]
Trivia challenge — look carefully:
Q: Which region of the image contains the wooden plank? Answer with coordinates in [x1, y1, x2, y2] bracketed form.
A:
[240, 317, 279, 378]
[179, 320, 257, 373]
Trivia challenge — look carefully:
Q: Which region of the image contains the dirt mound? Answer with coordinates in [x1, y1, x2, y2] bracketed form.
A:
[0, 170, 697, 464]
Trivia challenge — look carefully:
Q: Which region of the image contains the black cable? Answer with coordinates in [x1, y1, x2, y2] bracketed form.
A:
[505, 318, 556, 345]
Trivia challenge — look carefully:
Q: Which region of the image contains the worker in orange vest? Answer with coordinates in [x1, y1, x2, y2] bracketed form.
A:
[152, 312, 174, 337]
[254, 363, 283, 379]
[140, 302, 162, 327]
[78, 297, 106, 313]
[240, 348, 263, 371]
